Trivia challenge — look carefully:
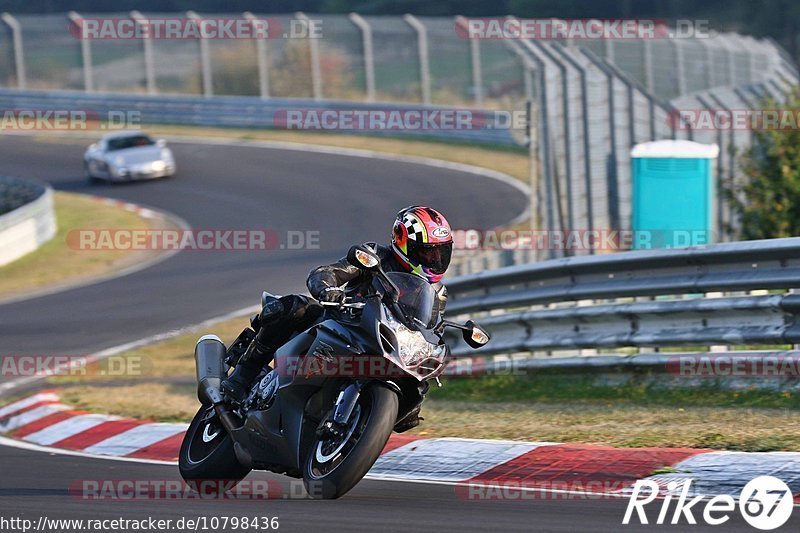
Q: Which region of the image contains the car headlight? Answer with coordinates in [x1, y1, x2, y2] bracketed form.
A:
[386, 313, 444, 366]
[151, 160, 165, 171]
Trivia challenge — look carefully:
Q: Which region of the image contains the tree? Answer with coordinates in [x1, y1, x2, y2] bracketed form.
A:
[732, 90, 800, 239]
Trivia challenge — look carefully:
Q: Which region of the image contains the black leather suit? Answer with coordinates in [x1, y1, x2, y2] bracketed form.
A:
[222, 243, 447, 406]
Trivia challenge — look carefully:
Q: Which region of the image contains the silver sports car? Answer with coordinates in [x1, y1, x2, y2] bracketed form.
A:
[84, 131, 176, 182]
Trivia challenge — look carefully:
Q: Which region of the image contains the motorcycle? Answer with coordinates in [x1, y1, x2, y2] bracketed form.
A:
[179, 244, 490, 499]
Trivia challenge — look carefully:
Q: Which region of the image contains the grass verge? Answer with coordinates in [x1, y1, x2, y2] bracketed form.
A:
[46, 315, 800, 451]
[0, 192, 165, 301]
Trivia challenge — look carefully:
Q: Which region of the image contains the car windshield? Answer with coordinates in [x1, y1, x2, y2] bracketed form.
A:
[384, 272, 438, 330]
[106, 135, 155, 152]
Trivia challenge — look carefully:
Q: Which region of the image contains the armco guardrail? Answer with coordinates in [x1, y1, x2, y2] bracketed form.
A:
[444, 238, 800, 357]
[0, 89, 520, 147]
[0, 176, 57, 267]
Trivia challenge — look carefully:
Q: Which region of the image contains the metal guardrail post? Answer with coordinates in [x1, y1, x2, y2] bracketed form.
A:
[244, 12, 270, 99]
[1, 13, 26, 90]
[68, 11, 93, 92]
[296, 12, 322, 100]
[455, 16, 483, 106]
[403, 14, 431, 105]
[349, 13, 375, 102]
[130, 11, 156, 95]
[186, 11, 213, 97]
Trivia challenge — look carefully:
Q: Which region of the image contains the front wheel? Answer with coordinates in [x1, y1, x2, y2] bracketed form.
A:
[303, 384, 398, 499]
[179, 405, 251, 494]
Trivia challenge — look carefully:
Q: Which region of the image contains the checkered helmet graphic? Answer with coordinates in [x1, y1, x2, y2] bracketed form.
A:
[391, 206, 453, 283]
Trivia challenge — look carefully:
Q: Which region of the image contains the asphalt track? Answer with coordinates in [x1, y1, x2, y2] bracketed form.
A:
[0, 135, 791, 532]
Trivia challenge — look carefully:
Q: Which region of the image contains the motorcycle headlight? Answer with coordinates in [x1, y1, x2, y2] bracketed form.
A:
[386, 313, 444, 366]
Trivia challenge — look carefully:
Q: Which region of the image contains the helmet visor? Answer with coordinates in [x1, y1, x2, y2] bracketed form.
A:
[407, 240, 453, 275]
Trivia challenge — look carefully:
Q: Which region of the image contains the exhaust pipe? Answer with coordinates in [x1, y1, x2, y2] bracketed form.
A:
[195, 334, 244, 433]
[195, 334, 227, 405]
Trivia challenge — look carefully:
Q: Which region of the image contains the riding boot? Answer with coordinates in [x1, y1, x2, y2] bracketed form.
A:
[221, 297, 285, 403]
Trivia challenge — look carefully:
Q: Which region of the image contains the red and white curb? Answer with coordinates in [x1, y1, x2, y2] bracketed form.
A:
[2, 391, 799, 501]
[94, 196, 161, 220]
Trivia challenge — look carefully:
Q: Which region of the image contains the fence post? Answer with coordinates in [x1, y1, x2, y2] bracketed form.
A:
[526, 99, 540, 236]
[746, 37, 758, 83]
[699, 37, 716, 89]
[695, 94, 725, 238]
[1, 13, 25, 89]
[552, 43, 594, 239]
[505, 37, 552, 251]
[525, 39, 574, 234]
[404, 14, 431, 105]
[186, 11, 212, 97]
[643, 39, 654, 94]
[244, 12, 270, 99]
[721, 35, 737, 86]
[295, 12, 322, 100]
[604, 38, 615, 64]
[130, 11, 156, 94]
[456, 15, 483, 106]
[708, 92, 738, 242]
[349, 13, 375, 102]
[673, 38, 687, 95]
[580, 49, 621, 233]
[68, 11, 93, 92]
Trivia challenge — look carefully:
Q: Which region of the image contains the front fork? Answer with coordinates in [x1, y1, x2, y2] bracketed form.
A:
[317, 382, 361, 439]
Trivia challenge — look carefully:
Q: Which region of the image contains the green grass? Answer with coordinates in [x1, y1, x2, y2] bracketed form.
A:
[431, 373, 800, 409]
[0, 192, 161, 300]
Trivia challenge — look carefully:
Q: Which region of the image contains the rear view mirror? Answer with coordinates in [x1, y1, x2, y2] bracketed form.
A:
[156, 139, 167, 147]
[463, 320, 490, 348]
[347, 245, 380, 269]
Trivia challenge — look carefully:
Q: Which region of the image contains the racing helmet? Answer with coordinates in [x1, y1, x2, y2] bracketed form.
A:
[391, 205, 453, 283]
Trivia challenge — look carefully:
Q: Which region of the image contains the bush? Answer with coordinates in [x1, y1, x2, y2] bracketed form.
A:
[732, 89, 800, 239]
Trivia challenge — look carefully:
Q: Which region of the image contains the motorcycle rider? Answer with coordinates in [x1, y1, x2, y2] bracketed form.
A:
[220, 205, 454, 430]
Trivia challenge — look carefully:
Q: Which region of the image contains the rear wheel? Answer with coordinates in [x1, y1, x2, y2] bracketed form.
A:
[303, 384, 398, 499]
[179, 405, 250, 494]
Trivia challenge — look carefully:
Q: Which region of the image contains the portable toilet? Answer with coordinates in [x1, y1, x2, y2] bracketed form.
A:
[630, 140, 719, 249]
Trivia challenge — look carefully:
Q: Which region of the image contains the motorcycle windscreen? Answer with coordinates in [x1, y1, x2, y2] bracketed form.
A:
[385, 272, 438, 329]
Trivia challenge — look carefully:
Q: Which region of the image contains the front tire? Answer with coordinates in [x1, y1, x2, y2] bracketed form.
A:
[303, 384, 398, 499]
[179, 405, 250, 494]
[84, 161, 98, 183]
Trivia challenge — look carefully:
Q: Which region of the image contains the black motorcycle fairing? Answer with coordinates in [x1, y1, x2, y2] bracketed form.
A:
[226, 274, 445, 476]
[241, 322, 379, 472]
